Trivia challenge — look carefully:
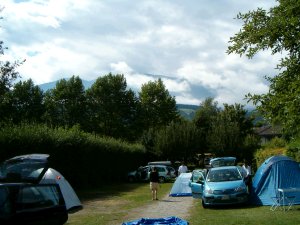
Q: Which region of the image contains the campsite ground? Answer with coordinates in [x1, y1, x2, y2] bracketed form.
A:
[121, 194, 194, 223]
[67, 182, 300, 225]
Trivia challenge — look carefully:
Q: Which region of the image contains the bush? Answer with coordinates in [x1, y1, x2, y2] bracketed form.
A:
[254, 137, 287, 167]
[0, 123, 146, 189]
[287, 137, 300, 162]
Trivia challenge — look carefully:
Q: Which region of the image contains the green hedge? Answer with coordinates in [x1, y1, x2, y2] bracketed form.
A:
[0, 123, 146, 189]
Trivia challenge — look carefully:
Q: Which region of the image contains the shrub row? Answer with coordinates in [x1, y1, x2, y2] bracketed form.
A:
[0, 123, 146, 189]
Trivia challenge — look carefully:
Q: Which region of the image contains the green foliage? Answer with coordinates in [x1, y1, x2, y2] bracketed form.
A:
[152, 120, 200, 162]
[254, 137, 287, 166]
[194, 99, 255, 161]
[86, 73, 139, 140]
[287, 136, 300, 162]
[43, 75, 87, 128]
[10, 79, 44, 123]
[1, 13, 24, 122]
[228, 0, 300, 137]
[0, 123, 145, 188]
[193, 98, 220, 154]
[139, 78, 179, 130]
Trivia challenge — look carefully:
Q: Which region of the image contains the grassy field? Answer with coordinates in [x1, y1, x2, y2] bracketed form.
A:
[189, 198, 300, 225]
[67, 182, 300, 225]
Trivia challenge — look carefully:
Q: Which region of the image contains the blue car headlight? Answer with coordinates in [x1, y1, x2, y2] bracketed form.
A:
[205, 188, 213, 194]
[235, 186, 246, 193]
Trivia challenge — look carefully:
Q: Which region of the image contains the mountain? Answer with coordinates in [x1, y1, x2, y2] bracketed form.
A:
[176, 104, 199, 120]
[39, 80, 94, 91]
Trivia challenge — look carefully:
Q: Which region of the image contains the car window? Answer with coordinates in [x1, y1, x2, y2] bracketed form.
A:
[0, 161, 46, 181]
[207, 168, 242, 182]
[16, 184, 61, 211]
[156, 167, 166, 173]
[191, 171, 204, 183]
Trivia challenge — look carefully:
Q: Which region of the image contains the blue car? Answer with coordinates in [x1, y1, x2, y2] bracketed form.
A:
[189, 166, 249, 208]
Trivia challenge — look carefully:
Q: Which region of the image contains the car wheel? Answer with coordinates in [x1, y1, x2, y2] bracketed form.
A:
[202, 199, 208, 208]
[158, 176, 165, 183]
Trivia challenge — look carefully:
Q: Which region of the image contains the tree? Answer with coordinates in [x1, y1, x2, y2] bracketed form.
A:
[86, 73, 138, 140]
[10, 79, 44, 123]
[227, 0, 300, 137]
[43, 76, 87, 128]
[193, 98, 220, 159]
[139, 78, 179, 130]
[0, 9, 24, 124]
[152, 120, 200, 162]
[207, 103, 255, 160]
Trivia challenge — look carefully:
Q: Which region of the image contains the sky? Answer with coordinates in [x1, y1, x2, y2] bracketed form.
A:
[1, 0, 280, 106]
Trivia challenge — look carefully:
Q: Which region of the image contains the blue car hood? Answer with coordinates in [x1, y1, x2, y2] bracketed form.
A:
[206, 180, 244, 190]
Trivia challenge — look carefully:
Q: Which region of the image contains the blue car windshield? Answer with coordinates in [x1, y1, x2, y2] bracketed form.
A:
[206, 168, 242, 182]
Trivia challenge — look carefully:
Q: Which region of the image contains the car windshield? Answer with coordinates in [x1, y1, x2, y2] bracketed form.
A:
[206, 168, 242, 182]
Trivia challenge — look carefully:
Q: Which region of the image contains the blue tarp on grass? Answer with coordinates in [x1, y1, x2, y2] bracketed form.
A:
[122, 216, 188, 225]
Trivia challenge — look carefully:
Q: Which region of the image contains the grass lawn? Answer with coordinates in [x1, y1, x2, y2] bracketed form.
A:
[188, 200, 300, 225]
[67, 182, 173, 225]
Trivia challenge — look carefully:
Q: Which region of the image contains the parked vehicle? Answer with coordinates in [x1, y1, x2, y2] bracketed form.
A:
[0, 154, 82, 224]
[189, 166, 249, 208]
[127, 165, 176, 183]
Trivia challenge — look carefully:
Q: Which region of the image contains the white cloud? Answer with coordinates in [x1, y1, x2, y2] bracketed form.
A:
[1, 0, 278, 106]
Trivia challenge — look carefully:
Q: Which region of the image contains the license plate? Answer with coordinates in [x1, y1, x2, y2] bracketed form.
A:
[222, 195, 229, 200]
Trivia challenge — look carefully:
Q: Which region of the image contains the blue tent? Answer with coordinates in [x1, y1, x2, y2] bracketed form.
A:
[122, 216, 188, 225]
[169, 173, 192, 197]
[251, 155, 300, 205]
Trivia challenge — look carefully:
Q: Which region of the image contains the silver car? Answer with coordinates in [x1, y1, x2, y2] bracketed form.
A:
[128, 165, 176, 183]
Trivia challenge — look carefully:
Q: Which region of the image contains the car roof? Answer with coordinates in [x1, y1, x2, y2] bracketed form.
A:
[209, 166, 238, 171]
[4, 154, 49, 162]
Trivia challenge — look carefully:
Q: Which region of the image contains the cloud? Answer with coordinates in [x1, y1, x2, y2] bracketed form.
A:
[1, 0, 278, 106]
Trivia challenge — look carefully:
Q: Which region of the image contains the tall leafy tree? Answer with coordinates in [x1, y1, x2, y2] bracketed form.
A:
[139, 78, 179, 130]
[227, 0, 300, 137]
[10, 79, 44, 123]
[153, 120, 200, 162]
[193, 98, 220, 158]
[43, 76, 87, 128]
[207, 103, 255, 159]
[86, 73, 138, 140]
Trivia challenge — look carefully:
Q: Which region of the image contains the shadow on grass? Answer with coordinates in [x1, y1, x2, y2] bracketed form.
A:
[203, 202, 263, 210]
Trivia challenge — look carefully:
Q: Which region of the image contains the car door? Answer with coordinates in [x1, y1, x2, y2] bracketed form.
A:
[189, 170, 205, 199]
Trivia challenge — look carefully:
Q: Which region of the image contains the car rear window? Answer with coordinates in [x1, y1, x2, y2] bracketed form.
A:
[16, 184, 62, 211]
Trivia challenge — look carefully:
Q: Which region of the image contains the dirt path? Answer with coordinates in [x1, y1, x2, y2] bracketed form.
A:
[120, 193, 195, 224]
